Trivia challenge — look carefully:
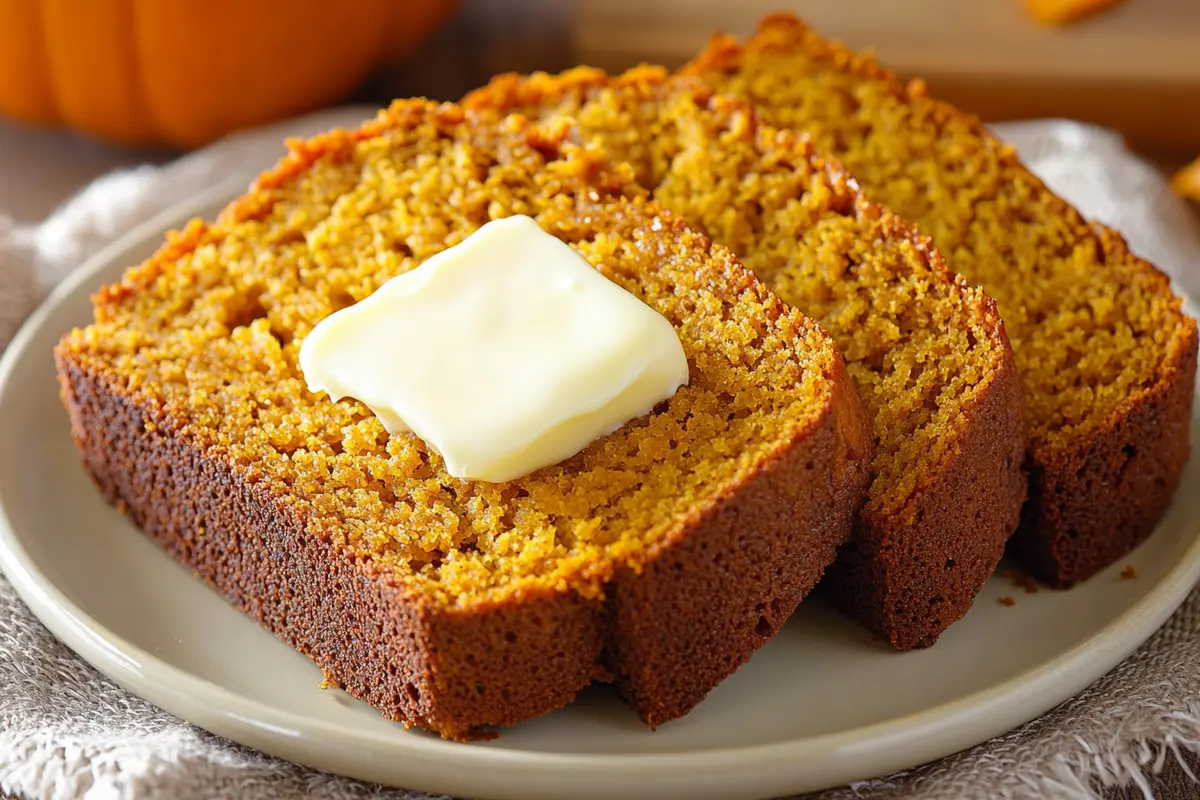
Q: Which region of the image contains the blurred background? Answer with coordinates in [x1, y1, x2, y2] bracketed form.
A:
[0, 0, 1197, 223]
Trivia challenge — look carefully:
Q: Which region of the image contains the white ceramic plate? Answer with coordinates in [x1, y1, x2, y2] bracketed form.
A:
[2, 185, 1199, 800]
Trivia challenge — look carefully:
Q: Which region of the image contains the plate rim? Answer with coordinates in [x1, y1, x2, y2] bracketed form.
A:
[2, 183, 1199, 799]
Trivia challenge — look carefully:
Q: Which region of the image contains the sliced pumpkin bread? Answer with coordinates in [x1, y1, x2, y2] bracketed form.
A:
[683, 13, 1198, 587]
[55, 100, 872, 738]
[465, 69, 1027, 650]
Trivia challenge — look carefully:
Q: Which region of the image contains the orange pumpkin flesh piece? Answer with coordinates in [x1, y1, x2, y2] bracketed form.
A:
[1022, 0, 1127, 25]
[1173, 158, 1200, 201]
[0, 0, 460, 147]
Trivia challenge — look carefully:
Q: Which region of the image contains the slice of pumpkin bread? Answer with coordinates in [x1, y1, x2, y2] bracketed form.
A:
[55, 100, 872, 738]
[682, 13, 1198, 587]
[465, 69, 1026, 650]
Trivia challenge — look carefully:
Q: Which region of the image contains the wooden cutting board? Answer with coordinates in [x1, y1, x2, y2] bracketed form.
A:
[574, 0, 1200, 152]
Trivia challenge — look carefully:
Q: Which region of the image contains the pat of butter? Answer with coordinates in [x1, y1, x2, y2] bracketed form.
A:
[298, 215, 689, 483]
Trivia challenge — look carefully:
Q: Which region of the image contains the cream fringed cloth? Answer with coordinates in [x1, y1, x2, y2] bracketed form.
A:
[1, 112, 1200, 800]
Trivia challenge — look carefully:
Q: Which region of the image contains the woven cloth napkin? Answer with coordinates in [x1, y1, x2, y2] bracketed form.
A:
[2, 111, 1200, 800]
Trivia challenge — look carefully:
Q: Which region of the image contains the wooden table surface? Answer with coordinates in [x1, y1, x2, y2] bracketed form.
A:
[0, 0, 1197, 797]
[576, 0, 1200, 153]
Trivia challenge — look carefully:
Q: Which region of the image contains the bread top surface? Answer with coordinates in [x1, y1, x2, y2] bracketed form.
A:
[465, 69, 1015, 523]
[681, 12, 1197, 461]
[59, 101, 845, 608]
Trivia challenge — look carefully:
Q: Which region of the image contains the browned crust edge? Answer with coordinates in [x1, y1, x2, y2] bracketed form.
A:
[466, 68, 1028, 649]
[683, 12, 1198, 589]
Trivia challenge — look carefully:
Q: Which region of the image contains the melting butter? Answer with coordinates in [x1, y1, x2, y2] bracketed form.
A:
[299, 215, 689, 483]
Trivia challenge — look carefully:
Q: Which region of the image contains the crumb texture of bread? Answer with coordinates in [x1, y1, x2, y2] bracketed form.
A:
[56, 101, 872, 738]
[465, 68, 1026, 649]
[681, 13, 1198, 587]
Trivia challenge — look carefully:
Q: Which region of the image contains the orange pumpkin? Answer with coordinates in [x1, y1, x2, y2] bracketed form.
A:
[0, 0, 459, 147]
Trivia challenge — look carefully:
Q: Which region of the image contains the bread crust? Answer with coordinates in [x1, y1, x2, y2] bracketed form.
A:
[465, 69, 1028, 649]
[683, 12, 1198, 590]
